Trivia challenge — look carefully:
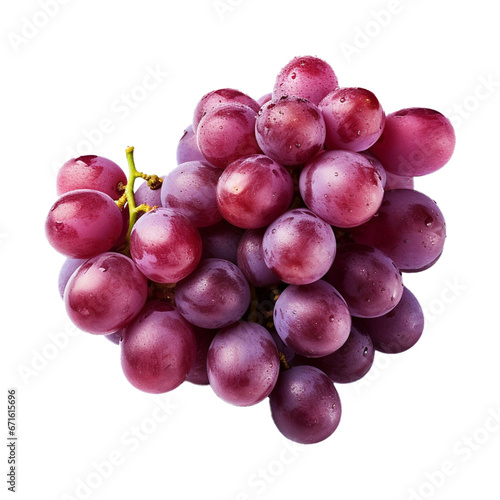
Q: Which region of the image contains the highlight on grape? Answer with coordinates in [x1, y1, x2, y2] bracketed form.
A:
[45, 55, 456, 445]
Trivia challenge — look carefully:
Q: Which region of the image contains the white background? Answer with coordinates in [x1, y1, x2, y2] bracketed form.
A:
[2, 1, 499, 499]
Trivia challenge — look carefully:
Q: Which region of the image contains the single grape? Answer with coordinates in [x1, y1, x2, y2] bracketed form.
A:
[192, 88, 261, 131]
[121, 301, 196, 393]
[263, 208, 336, 285]
[161, 161, 222, 227]
[186, 327, 218, 386]
[325, 243, 403, 318]
[350, 189, 446, 272]
[273, 280, 351, 358]
[319, 87, 385, 152]
[130, 207, 202, 283]
[176, 125, 210, 164]
[58, 257, 87, 298]
[216, 154, 294, 229]
[273, 55, 339, 105]
[134, 178, 164, 209]
[357, 287, 424, 353]
[369, 108, 455, 176]
[175, 258, 251, 329]
[236, 228, 281, 287]
[269, 365, 342, 444]
[255, 96, 326, 166]
[197, 103, 261, 168]
[65, 252, 148, 334]
[299, 150, 384, 228]
[56, 155, 127, 200]
[207, 321, 280, 406]
[294, 321, 375, 384]
[199, 219, 244, 264]
[45, 189, 123, 259]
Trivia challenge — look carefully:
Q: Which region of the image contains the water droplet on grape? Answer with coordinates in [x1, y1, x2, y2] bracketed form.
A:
[295, 143, 301, 148]
[272, 228, 276, 234]
[363, 347, 369, 356]
[291, 72, 297, 79]
[339, 97, 345, 103]
[357, 130, 361, 136]
[329, 315, 335, 322]
[425, 216, 433, 226]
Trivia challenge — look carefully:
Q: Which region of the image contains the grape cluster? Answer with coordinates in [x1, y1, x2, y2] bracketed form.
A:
[46, 55, 455, 445]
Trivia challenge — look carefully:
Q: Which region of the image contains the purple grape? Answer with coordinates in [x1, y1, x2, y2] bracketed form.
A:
[263, 208, 336, 285]
[299, 150, 384, 228]
[176, 125, 209, 164]
[58, 257, 87, 298]
[350, 189, 446, 272]
[295, 321, 375, 383]
[384, 171, 414, 190]
[197, 103, 261, 168]
[272, 55, 339, 105]
[269, 365, 342, 444]
[56, 155, 127, 200]
[121, 301, 196, 393]
[186, 327, 218, 386]
[192, 88, 261, 131]
[216, 154, 294, 229]
[370, 108, 456, 177]
[161, 161, 222, 227]
[175, 258, 251, 329]
[273, 280, 351, 358]
[207, 321, 280, 406]
[357, 287, 424, 353]
[199, 219, 244, 264]
[319, 87, 385, 152]
[65, 252, 148, 334]
[255, 96, 326, 166]
[134, 178, 164, 209]
[236, 228, 281, 287]
[45, 189, 123, 259]
[130, 207, 202, 283]
[325, 243, 403, 318]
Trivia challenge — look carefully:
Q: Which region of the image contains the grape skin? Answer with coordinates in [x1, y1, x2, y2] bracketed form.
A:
[272, 55, 339, 106]
[56, 155, 127, 200]
[130, 207, 202, 283]
[273, 280, 351, 358]
[269, 365, 342, 444]
[161, 161, 222, 228]
[176, 125, 210, 165]
[199, 219, 244, 264]
[350, 189, 446, 272]
[216, 154, 294, 229]
[255, 96, 326, 166]
[64, 252, 148, 335]
[175, 258, 251, 329]
[263, 208, 336, 285]
[207, 321, 280, 406]
[299, 150, 384, 228]
[319, 87, 385, 152]
[121, 301, 197, 394]
[45, 189, 124, 259]
[197, 103, 262, 168]
[325, 243, 404, 318]
[369, 107, 455, 177]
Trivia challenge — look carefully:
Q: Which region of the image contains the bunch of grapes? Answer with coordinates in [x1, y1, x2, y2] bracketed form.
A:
[45, 55, 455, 445]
